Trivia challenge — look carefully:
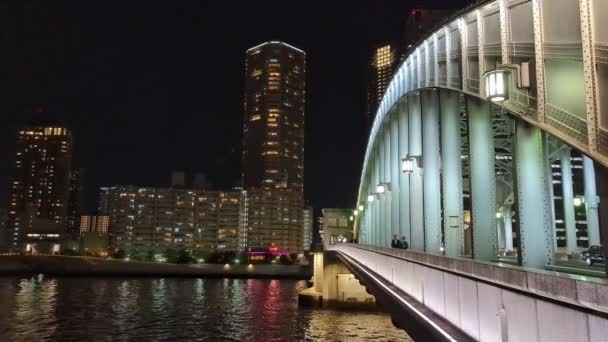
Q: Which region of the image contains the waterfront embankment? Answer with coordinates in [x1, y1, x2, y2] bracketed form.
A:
[0, 255, 311, 279]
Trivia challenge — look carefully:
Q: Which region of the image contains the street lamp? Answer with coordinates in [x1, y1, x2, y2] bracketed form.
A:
[483, 62, 530, 102]
[353, 210, 359, 216]
[358, 205, 364, 211]
[401, 155, 422, 173]
[376, 183, 390, 194]
[401, 158, 414, 173]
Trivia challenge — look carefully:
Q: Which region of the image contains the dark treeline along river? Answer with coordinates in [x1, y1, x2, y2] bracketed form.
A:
[0, 275, 411, 341]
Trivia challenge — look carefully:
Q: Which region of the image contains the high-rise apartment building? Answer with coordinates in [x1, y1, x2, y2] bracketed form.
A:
[6, 124, 72, 251]
[101, 186, 241, 257]
[66, 168, 84, 239]
[303, 206, 313, 251]
[242, 41, 306, 253]
[366, 43, 401, 125]
[80, 214, 109, 234]
[404, 8, 454, 49]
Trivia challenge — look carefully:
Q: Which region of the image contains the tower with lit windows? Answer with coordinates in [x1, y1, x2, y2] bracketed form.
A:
[242, 41, 306, 253]
[6, 123, 73, 251]
[366, 43, 401, 128]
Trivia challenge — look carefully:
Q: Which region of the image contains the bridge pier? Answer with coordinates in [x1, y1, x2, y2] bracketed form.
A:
[299, 250, 376, 309]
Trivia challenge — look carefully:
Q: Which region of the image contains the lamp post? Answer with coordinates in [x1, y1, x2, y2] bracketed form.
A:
[483, 62, 530, 102]
[401, 155, 422, 173]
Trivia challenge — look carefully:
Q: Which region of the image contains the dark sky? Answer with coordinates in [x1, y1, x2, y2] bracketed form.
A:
[1, 1, 469, 214]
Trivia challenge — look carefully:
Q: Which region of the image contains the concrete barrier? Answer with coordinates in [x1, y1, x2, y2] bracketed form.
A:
[329, 243, 608, 342]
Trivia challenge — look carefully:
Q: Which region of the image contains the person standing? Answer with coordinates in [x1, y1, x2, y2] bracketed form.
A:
[400, 236, 409, 250]
[391, 234, 401, 248]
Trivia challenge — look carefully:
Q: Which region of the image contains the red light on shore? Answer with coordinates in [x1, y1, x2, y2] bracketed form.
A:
[268, 246, 279, 252]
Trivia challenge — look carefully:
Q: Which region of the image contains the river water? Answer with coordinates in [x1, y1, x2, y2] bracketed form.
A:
[0, 275, 411, 341]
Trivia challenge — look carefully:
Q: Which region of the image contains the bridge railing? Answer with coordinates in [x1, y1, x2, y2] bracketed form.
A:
[328, 243, 608, 341]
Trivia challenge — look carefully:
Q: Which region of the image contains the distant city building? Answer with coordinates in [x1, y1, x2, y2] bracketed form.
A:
[101, 186, 241, 258]
[242, 41, 306, 253]
[404, 7, 454, 49]
[80, 215, 109, 234]
[320, 209, 354, 244]
[303, 206, 313, 251]
[66, 168, 84, 240]
[0, 208, 7, 250]
[6, 124, 72, 252]
[366, 43, 402, 126]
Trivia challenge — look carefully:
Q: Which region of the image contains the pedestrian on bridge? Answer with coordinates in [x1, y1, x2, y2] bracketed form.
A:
[391, 235, 402, 248]
[400, 236, 409, 250]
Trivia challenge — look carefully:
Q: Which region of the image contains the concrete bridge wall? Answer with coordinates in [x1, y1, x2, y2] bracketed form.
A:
[330, 243, 608, 342]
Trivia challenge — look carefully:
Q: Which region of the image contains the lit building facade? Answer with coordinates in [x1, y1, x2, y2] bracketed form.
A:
[320, 208, 354, 245]
[101, 186, 241, 257]
[242, 41, 306, 253]
[303, 206, 313, 251]
[6, 125, 72, 251]
[366, 43, 401, 126]
[80, 215, 109, 234]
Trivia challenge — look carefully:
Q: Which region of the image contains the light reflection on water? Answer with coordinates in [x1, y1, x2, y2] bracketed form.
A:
[0, 276, 411, 341]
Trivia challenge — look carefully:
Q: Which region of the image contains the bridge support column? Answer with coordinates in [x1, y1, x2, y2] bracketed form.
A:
[421, 89, 442, 254]
[379, 128, 388, 247]
[390, 111, 401, 245]
[515, 121, 554, 268]
[560, 148, 578, 253]
[584, 156, 601, 246]
[440, 89, 464, 257]
[398, 100, 411, 244]
[408, 92, 425, 251]
[467, 96, 497, 261]
[384, 124, 393, 247]
[372, 148, 380, 246]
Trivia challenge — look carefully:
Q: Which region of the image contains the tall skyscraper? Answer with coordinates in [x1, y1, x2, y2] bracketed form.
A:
[366, 43, 401, 126]
[242, 41, 306, 253]
[303, 206, 313, 251]
[66, 168, 84, 239]
[404, 8, 454, 49]
[6, 124, 73, 251]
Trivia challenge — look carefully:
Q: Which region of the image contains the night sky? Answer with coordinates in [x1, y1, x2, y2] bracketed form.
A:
[1, 1, 469, 215]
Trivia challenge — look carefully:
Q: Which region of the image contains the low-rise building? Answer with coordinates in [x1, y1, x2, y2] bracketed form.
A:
[100, 186, 241, 258]
[320, 209, 354, 244]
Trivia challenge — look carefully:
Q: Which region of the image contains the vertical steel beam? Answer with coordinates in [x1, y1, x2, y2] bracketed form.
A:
[373, 146, 381, 246]
[379, 131, 386, 247]
[467, 96, 498, 261]
[440, 89, 464, 257]
[391, 110, 401, 245]
[580, 0, 599, 153]
[409, 92, 425, 251]
[384, 123, 392, 247]
[560, 148, 578, 253]
[584, 156, 601, 246]
[515, 121, 554, 268]
[398, 99, 411, 244]
[422, 89, 442, 254]
[532, 0, 547, 122]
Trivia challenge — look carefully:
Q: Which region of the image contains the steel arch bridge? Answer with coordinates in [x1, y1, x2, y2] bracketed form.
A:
[354, 0, 608, 269]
